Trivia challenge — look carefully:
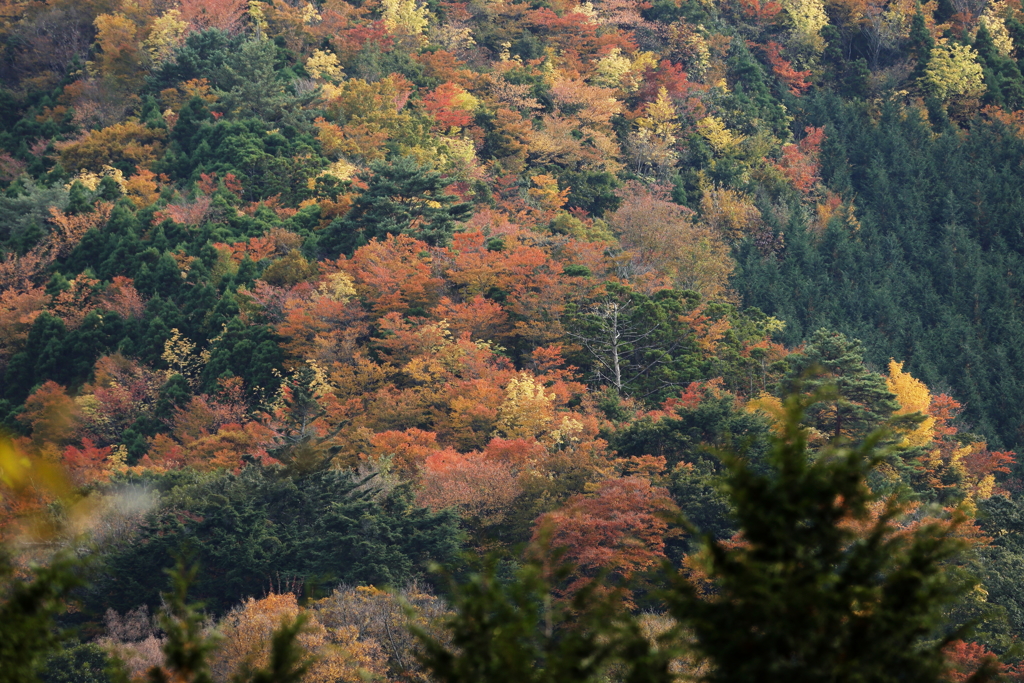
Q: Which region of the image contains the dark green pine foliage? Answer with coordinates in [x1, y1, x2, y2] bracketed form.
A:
[2, 311, 126, 403]
[612, 391, 772, 470]
[97, 466, 461, 614]
[267, 366, 341, 474]
[159, 97, 214, 180]
[662, 394, 992, 683]
[668, 456, 736, 550]
[40, 644, 113, 683]
[0, 549, 86, 682]
[213, 39, 318, 129]
[782, 328, 906, 442]
[972, 495, 1024, 644]
[734, 92, 1024, 455]
[910, 10, 936, 81]
[148, 29, 242, 92]
[723, 38, 789, 138]
[413, 555, 673, 683]
[563, 285, 707, 402]
[974, 22, 1024, 110]
[200, 317, 284, 395]
[322, 156, 473, 255]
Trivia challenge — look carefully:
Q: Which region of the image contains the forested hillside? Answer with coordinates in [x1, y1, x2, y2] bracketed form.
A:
[4, 0, 1024, 678]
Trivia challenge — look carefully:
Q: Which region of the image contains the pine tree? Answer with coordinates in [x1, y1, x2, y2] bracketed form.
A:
[413, 394, 995, 683]
[322, 156, 472, 256]
[910, 10, 936, 81]
[661, 393, 993, 683]
[783, 328, 907, 442]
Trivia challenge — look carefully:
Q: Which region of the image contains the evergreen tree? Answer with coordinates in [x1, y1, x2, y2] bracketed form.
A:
[783, 328, 906, 442]
[414, 395, 994, 683]
[97, 466, 461, 614]
[322, 156, 472, 255]
[910, 10, 936, 81]
[661, 394, 990, 683]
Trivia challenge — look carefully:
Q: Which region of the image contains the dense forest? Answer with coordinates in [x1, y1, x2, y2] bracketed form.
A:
[4, 0, 1024, 678]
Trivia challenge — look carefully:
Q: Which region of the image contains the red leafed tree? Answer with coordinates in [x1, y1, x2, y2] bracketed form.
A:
[533, 477, 679, 605]
[635, 60, 703, 109]
[153, 195, 212, 226]
[214, 236, 277, 264]
[197, 172, 243, 197]
[416, 449, 522, 522]
[99, 276, 145, 319]
[78, 354, 164, 446]
[930, 393, 962, 440]
[180, 0, 247, 34]
[943, 641, 1017, 681]
[421, 82, 475, 130]
[762, 41, 812, 96]
[772, 126, 825, 195]
[737, 0, 783, 24]
[62, 439, 113, 486]
[959, 444, 1016, 490]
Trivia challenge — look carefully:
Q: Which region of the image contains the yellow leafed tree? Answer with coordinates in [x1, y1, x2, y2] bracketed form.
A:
[306, 49, 344, 82]
[980, 1, 1014, 57]
[145, 10, 187, 64]
[696, 116, 743, 155]
[745, 392, 786, 434]
[922, 41, 985, 100]
[637, 87, 680, 146]
[886, 359, 935, 448]
[381, 0, 430, 39]
[496, 373, 556, 439]
[780, 0, 829, 51]
[93, 13, 141, 84]
[591, 48, 633, 89]
[211, 593, 387, 683]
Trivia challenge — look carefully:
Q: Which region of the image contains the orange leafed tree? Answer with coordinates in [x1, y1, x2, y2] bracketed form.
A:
[99, 276, 146, 319]
[342, 235, 445, 315]
[61, 439, 113, 486]
[211, 593, 387, 683]
[763, 41, 812, 95]
[0, 287, 48, 372]
[533, 476, 678, 605]
[772, 126, 825, 195]
[416, 449, 523, 522]
[608, 183, 735, 300]
[18, 381, 80, 452]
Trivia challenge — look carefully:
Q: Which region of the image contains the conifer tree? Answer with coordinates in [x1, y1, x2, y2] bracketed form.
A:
[322, 156, 472, 255]
[414, 394, 994, 683]
[661, 393, 993, 683]
[910, 10, 936, 81]
[782, 328, 908, 442]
